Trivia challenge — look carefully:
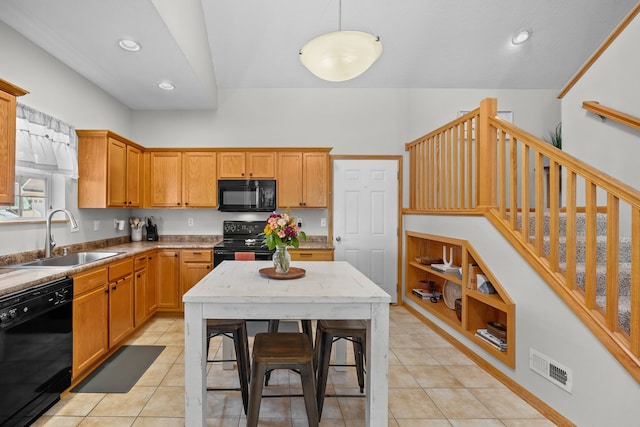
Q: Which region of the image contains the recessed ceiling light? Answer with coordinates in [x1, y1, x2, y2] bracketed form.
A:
[512, 28, 532, 45]
[118, 39, 141, 52]
[158, 81, 175, 91]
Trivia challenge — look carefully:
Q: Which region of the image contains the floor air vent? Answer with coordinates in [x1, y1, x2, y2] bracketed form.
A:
[529, 348, 573, 393]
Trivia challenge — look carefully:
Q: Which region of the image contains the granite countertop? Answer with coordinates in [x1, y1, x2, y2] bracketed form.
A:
[0, 235, 334, 297]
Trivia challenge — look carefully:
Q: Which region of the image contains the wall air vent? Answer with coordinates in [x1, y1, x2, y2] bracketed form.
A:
[529, 348, 573, 393]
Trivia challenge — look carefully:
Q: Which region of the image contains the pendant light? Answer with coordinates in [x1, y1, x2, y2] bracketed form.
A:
[299, 0, 382, 82]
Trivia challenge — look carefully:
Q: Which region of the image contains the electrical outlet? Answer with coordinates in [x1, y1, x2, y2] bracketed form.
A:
[188, 218, 194, 227]
[320, 218, 327, 227]
[297, 218, 303, 228]
[93, 220, 100, 231]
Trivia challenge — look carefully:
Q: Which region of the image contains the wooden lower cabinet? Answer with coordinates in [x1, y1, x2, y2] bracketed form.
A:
[108, 258, 135, 347]
[180, 249, 213, 301]
[72, 267, 109, 379]
[289, 248, 334, 261]
[156, 249, 181, 311]
[134, 251, 157, 326]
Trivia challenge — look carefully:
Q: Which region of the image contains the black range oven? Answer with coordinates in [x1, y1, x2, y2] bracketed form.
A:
[214, 220, 275, 267]
[0, 277, 73, 426]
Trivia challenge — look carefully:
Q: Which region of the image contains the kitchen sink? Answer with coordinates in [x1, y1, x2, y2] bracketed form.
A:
[11, 251, 122, 268]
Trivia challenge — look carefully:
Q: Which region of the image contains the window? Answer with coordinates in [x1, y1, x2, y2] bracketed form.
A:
[0, 173, 53, 222]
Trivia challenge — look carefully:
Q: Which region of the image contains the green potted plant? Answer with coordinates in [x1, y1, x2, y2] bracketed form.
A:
[547, 122, 561, 150]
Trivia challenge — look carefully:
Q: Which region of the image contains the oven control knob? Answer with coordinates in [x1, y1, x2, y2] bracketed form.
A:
[8, 308, 17, 319]
[0, 312, 7, 323]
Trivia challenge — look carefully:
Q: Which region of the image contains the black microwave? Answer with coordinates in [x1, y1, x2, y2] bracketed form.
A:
[218, 179, 276, 212]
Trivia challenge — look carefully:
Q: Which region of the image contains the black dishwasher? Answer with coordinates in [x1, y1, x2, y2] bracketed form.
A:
[0, 277, 73, 427]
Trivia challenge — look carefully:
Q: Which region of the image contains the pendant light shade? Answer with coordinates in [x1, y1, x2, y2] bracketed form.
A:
[299, 30, 382, 82]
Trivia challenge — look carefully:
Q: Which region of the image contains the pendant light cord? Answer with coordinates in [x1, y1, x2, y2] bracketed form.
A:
[338, 0, 342, 31]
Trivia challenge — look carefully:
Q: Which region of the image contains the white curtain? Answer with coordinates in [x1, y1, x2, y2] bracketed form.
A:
[15, 103, 78, 179]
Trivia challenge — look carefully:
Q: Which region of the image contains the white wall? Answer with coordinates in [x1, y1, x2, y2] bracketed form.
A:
[404, 215, 640, 426]
[562, 12, 640, 191]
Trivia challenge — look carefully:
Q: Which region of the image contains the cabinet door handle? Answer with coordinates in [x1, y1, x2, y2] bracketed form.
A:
[185, 202, 189, 206]
[300, 253, 312, 257]
[112, 285, 117, 291]
[192, 251, 202, 255]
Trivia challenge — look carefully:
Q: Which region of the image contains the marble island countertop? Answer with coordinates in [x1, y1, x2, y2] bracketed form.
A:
[0, 235, 333, 297]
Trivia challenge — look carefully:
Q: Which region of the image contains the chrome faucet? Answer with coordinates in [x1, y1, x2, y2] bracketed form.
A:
[45, 209, 79, 258]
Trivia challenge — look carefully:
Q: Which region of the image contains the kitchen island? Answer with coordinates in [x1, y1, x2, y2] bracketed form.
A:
[183, 260, 391, 426]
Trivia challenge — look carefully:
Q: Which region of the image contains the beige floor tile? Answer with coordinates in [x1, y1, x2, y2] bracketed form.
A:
[135, 363, 172, 387]
[44, 393, 106, 417]
[160, 363, 185, 387]
[31, 416, 84, 426]
[142, 319, 179, 333]
[389, 365, 422, 388]
[500, 419, 558, 426]
[78, 416, 136, 426]
[342, 419, 365, 427]
[292, 417, 348, 427]
[426, 348, 475, 366]
[205, 390, 244, 418]
[449, 419, 507, 427]
[392, 347, 440, 366]
[126, 332, 162, 345]
[470, 388, 543, 419]
[405, 365, 463, 389]
[154, 332, 185, 347]
[388, 349, 403, 366]
[390, 334, 424, 348]
[425, 389, 494, 419]
[132, 416, 186, 426]
[205, 418, 242, 427]
[388, 388, 444, 419]
[410, 333, 454, 349]
[444, 366, 505, 389]
[89, 386, 156, 417]
[139, 386, 186, 418]
[396, 419, 453, 427]
[337, 396, 366, 419]
[155, 346, 184, 364]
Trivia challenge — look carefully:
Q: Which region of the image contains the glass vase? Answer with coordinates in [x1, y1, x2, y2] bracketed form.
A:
[273, 244, 291, 274]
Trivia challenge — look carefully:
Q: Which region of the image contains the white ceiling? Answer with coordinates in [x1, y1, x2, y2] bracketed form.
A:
[0, 0, 637, 110]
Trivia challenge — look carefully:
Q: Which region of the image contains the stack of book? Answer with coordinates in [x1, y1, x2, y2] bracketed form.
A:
[475, 328, 507, 352]
[430, 263, 460, 275]
[412, 288, 442, 300]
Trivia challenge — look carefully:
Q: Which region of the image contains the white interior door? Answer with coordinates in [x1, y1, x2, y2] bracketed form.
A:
[333, 159, 399, 303]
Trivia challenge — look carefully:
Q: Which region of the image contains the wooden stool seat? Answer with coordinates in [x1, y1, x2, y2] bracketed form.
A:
[206, 319, 250, 415]
[248, 332, 319, 427]
[314, 319, 367, 420]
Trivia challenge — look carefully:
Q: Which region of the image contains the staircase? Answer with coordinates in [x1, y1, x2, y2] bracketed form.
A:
[522, 211, 632, 334]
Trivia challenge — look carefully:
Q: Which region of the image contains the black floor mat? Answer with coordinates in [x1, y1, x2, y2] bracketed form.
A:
[72, 345, 165, 393]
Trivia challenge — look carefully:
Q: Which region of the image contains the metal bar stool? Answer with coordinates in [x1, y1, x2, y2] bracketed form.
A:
[206, 319, 251, 415]
[248, 332, 319, 427]
[264, 319, 313, 386]
[313, 319, 366, 420]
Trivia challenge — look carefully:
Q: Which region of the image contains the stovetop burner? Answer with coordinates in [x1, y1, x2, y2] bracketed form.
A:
[215, 220, 268, 250]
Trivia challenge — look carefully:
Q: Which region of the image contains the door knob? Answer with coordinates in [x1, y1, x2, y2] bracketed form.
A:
[336, 236, 341, 242]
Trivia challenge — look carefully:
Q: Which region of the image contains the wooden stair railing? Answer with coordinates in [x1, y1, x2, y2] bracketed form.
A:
[405, 97, 640, 383]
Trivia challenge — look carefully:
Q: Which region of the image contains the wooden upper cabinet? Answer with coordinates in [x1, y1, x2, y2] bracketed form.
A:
[126, 145, 143, 207]
[77, 130, 144, 208]
[277, 150, 329, 208]
[146, 151, 217, 208]
[0, 79, 28, 205]
[183, 151, 216, 207]
[246, 151, 275, 178]
[147, 152, 182, 207]
[217, 151, 275, 179]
